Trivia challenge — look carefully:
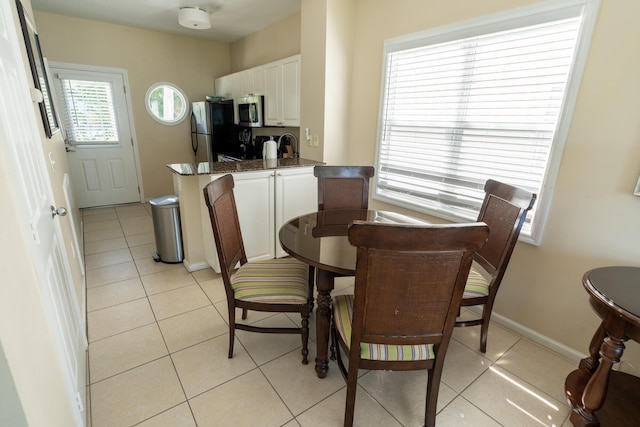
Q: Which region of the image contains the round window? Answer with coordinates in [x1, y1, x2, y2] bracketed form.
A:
[145, 82, 189, 125]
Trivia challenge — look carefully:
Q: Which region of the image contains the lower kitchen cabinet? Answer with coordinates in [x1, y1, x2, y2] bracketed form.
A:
[275, 166, 317, 257]
[201, 166, 316, 272]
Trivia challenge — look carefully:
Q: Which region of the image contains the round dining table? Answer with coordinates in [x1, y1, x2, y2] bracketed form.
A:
[564, 266, 640, 426]
[278, 209, 426, 377]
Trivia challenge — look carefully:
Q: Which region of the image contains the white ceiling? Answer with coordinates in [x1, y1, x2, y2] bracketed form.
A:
[30, 0, 301, 43]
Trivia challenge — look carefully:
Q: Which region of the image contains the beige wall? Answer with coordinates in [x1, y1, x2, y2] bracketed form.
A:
[300, 0, 327, 162]
[230, 12, 301, 72]
[33, 11, 231, 199]
[345, 0, 640, 366]
[322, 0, 356, 165]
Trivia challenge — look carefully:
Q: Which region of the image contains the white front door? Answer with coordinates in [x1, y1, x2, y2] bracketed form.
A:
[0, 4, 86, 425]
[50, 64, 141, 208]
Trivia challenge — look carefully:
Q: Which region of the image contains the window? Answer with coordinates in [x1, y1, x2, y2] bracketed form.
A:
[374, 0, 599, 244]
[144, 82, 189, 125]
[58, 77, 119, 144]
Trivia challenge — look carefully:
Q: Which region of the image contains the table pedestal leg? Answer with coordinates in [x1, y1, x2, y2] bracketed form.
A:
[566, 318, 627, 427]
[315, 268, 335, 378]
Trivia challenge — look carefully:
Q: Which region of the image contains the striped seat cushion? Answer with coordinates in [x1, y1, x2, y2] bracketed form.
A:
[333, 295, 434, 361]
[231, 258, 309, 304]
[463, 268, 491, 299]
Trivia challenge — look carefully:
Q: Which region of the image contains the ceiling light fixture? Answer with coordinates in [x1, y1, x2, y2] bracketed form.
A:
[178, 6, 211, 30]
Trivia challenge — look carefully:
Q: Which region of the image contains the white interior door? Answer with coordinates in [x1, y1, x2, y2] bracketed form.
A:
[0, 5, 86, 424]
[50, 65, 141, 208]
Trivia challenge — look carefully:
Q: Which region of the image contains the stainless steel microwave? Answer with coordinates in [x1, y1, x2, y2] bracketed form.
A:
[237, 95, 264, 127]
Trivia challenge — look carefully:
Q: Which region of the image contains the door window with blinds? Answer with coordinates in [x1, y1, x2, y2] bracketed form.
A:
[56, 75, 119, 145]
[373, 0, 599, 244]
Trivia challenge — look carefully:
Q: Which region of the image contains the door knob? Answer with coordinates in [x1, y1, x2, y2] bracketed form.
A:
[51, 206, 68, 218]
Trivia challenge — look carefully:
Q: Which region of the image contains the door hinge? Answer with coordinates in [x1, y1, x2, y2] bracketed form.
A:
[29, 222, 40, 244]
[131, 138, 133, 146]
[75, 392, 84, 412]
[123, 85, 126, 94]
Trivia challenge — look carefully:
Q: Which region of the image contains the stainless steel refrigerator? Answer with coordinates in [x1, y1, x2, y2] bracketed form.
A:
[190, 99, 241, 163]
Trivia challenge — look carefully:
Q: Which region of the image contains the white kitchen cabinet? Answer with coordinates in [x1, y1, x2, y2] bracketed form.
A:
[237, 70, 252, 97]
[275, 166, 317, 257]
[214, 74, 235, 99]
[202, 166, 316, 271]
[235, 169, 276, 261]
[281, 57, 301, 125]
[216, 67, 266, 124]
[264, 55, 301, 127]
[202, 169, 275, 272]
[216, 67, 264, 99]
[251, 66, 265, 95]
[264, 63, 281, 125]
[215, 55, 299, 126]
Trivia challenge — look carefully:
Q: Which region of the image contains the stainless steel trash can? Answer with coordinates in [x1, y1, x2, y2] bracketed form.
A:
[150, 195, 184, 263]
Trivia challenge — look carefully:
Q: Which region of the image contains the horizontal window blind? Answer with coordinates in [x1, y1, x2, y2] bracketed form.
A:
[376, 11, 585, 238]
[59, 78, 119, 144]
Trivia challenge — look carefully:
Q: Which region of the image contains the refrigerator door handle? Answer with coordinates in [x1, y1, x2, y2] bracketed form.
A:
[190, 113, 198, 156]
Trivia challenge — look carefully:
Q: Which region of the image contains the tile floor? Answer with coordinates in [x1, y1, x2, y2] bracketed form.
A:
[84, 203, 577, 427]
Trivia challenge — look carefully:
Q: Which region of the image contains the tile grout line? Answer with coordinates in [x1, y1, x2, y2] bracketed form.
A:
[83, 204, 571, 426]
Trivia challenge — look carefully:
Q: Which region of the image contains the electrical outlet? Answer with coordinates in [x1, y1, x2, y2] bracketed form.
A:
[313, 135, 319, 147]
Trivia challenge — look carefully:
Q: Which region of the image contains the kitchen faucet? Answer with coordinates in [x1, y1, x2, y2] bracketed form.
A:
[277, 133, 299, 158]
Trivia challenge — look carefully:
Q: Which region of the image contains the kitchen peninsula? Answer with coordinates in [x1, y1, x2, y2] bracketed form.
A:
[167, 158, 323, 272]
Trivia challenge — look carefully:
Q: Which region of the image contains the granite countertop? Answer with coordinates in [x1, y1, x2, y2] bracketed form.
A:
[167, 157, 324, 176]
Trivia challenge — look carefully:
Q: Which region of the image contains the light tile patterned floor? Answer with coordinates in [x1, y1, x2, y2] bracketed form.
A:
[83, 203, 576, 427]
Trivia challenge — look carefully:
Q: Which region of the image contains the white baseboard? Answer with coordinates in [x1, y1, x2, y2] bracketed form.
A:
[183, 260, 210, 272]
[467, 306, 586, 362]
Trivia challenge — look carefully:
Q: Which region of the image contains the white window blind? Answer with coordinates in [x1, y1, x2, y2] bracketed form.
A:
[59, 78, 119, 144]
[374, 0, 599, 244]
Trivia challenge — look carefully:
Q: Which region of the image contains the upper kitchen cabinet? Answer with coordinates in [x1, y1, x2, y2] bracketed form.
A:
[214, 74, 235, 99]
[216, 67, 265, 99]
[215, 66, 266, 124]
[215, 55, 300, 127]
[237, 70, 251, 97]
[251, 66, 265, 95]
[264, 55, 301, 127]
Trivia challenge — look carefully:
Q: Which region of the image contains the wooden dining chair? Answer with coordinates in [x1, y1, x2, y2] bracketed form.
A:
[456, 179, 536, 353]
[203, 174, 311, 364]
[332, 221, 489, 427]
[309, 165, 375, 306]
[314, 165, 375, 211]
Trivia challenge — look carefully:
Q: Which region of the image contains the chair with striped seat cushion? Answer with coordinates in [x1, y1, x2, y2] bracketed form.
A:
[456, 179, 536, 353]
[204, 174, 311, 364]
[333, 295, 435, 361]
[231, 259, 309, 303]
[331, 221, 488, 427]
[463, 269, 491, 299]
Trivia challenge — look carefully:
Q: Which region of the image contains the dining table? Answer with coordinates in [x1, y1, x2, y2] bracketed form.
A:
[564, 266, 640, 426]
[278, 209, 426, 378]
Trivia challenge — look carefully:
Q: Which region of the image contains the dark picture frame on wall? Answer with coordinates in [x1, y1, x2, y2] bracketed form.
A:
[16, 0, 59, 138]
